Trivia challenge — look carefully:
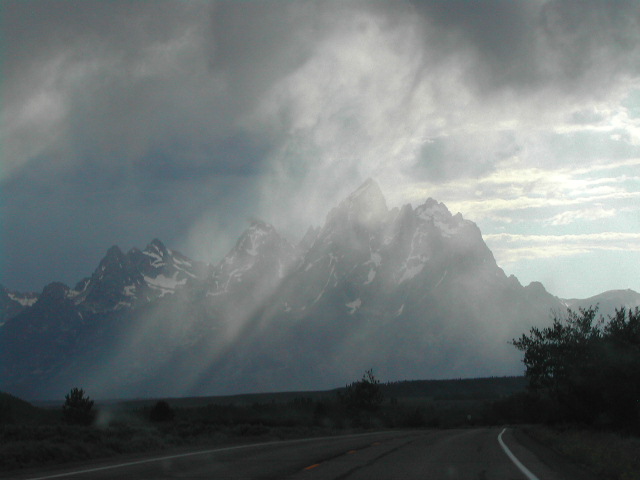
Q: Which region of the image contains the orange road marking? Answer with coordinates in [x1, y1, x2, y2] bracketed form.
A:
[347, 450, 358, 454]
[304, 463, 321, 470]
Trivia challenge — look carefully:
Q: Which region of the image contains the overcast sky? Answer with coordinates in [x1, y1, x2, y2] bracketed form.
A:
[2, 0, 639, 299]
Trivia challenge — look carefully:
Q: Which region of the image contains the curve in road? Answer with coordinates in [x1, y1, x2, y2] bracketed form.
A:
[15, 427, 585, 480]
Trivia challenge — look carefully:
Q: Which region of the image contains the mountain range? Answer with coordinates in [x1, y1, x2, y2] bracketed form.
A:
[2, 179, 638, 400]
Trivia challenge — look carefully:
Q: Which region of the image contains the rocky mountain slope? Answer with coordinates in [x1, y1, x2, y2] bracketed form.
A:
[1, 180, 636, 400]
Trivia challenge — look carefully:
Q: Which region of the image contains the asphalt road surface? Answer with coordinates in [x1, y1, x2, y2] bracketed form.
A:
[12, 428, 594, 480]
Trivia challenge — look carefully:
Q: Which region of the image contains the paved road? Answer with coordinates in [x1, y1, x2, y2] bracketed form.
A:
[12, 428, 590, 480]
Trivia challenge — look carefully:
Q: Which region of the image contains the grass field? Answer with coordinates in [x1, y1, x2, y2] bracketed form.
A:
[525, 425, 640, 480]
[4, 376, 639, 479]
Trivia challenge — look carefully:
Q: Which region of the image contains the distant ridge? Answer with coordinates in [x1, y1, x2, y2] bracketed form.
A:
[562, 289, 640, 313]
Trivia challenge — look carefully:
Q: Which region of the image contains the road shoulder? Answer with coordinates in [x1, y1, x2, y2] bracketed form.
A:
[509, 426, 599, 480]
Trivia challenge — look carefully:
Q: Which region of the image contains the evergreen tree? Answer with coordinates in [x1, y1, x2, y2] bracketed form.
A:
[62, 387, 95, 425]
[340, 369, 384, 412]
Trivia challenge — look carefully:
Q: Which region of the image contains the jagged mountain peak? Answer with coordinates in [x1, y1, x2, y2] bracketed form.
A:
[230, 220, 287, 259]
[39, 282, 71, 301]
[66, 239, 206, 311]
[90, 246, 133, 284]
[141, 239, 171, 269]
[208, 220, 296, 299]
[145, 238, 169, 255]
[131, 239, 208, 297]
[417, 197, 448, 215]
[247, 219, 277, 235]
[323, 179, 390, 237]
[525, 281, 547, 293]
[415, 198, 468, 238]
[343, 178, 388, 217]
[96, 245, 132, 273]
[349, 177, 384, 201]
[103, 245, 126, 261]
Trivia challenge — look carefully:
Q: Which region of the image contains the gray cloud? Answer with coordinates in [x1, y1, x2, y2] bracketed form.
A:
[407, 1, 539, 88]
[405, 0, 640, 96]
[209, 2, 321, 107]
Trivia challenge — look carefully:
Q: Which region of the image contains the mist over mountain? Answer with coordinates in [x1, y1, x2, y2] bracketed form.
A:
[1, 180, 637, 400]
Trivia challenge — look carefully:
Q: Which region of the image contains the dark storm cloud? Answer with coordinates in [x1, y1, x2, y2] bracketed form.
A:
[2, 0, 327, 178]
[4, 1, 236, 170]
[410, 0, 538, 85]
[209, 2, 321, 114]
[2, 0, 640, 292]
[401, 0, 640, 95]
[136, 131, 272, 180]
[3, 1, 195, 72]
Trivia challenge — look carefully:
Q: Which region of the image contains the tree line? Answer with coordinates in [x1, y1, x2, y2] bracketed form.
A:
[513, 306, 640, 431]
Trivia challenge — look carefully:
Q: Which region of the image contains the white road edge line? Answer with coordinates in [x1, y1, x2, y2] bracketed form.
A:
[498, 427, 540, 480]
[24, 431, 389, 480]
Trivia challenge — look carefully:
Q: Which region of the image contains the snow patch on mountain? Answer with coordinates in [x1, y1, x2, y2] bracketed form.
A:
[145, 272, 188, 296]
[362, 252, 381, 285]
[277, 260, 287, 279]
[416, 199, 467, 237]
[7, 293, 37, 307]
[434, 270, 448, 288]
[207, 220, 297, 303]
[173, 256, 192, 267]
[142, 239, 170, 267]
[397, 262, 425, 283]
[364, 268, 376, 285]
[312, 256, 338, 305]
[143, 249, 165, 267]
[123, 285, 137, 297]
[346, 298, 362, 314]
[233, 221, 278, 258]
[114, 300, 133, 310]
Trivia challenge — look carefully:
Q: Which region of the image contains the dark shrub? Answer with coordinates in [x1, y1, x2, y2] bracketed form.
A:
[149, 401, 175, 423]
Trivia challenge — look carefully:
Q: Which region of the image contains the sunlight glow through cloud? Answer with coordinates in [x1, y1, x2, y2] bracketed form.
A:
[485, 232, 640, 262]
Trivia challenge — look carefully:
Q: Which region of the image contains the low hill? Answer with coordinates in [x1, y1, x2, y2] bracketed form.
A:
[0, 391, 55, 424]
[382, 376, 527, 401]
